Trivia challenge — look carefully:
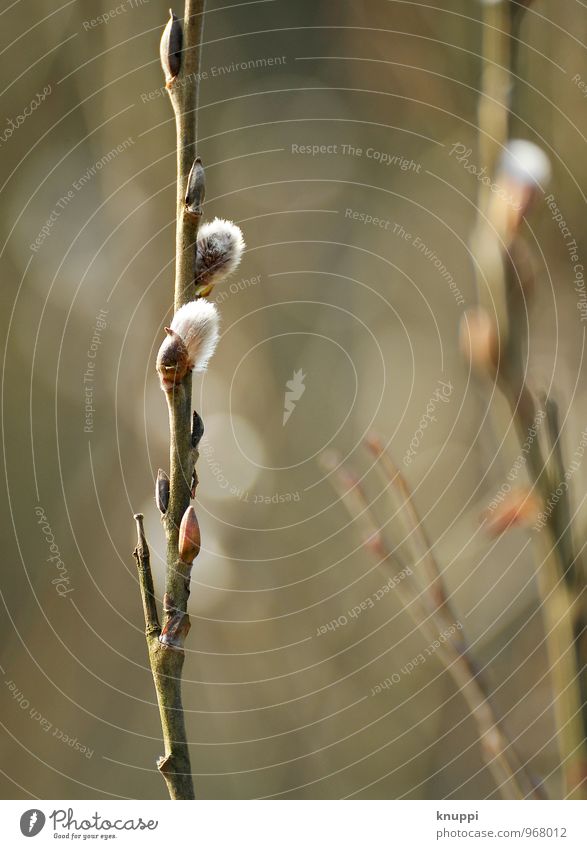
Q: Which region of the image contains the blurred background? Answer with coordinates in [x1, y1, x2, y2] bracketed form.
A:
[1, 0, 587, 799]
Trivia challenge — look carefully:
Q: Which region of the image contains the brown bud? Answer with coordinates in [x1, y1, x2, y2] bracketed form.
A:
[178, 506, 201, 563]
[185, 157, 205, 217]
[459, 307, 499, 377]
[159, 593, 190, 650]
[191, 410, 204, 448]
[160, 9, 182, 86]
[156, 327, 190, 390]
[364, 531, 385, 558]
[155, 469, 170, 514]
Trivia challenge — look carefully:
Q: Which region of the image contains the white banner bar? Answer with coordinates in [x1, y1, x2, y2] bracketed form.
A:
[1, 799, 586, 848]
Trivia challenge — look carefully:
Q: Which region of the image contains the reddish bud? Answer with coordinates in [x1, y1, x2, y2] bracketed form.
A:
[482, 487, 542, 536]
[178, 506, 201, 563]
[156, 327, 190, 391]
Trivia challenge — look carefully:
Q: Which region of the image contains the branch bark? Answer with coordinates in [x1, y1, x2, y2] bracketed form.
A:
[133, 514, 194, 800]
[131, 1, 207, 800]
[172, 0, 206, 310]
[467, 1, 587, 798]
[324, 450, 541, 799]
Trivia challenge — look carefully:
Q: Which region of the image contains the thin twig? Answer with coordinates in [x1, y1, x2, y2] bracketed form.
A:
[364, 434, 449, 614]
[133, 513, 160, 638]
[322, 453, 540, 799]
[133, 515, 194, 800]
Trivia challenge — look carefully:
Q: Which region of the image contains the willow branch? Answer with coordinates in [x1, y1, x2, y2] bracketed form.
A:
[322, 454, 539, 799]
[497, 282, 587, 799]
[133, 513, 160, 638]
[130, 1, 207, 801]
[171, 0, 206, 310]
[133, 514, 194, 800]
[478, 1, 512, 205]
[464, 1, 587, 799]
[364, 435, 450, 614]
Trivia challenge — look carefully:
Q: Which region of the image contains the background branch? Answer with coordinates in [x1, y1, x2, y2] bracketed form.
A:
[465, 0, 587, 798]
[322, 451, 540, 799]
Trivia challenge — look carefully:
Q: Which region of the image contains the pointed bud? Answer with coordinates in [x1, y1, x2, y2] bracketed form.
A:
[192, 410, 204, 448]
[156, 327, 190, 390]
[178, 506, 201, 564]
[195, 218, 245, 297]
[156, 469, 170, 514]
[160, 9, 182, 86]
[185, 157, 206, 217]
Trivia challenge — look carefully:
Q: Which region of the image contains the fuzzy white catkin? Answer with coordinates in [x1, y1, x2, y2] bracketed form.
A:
[195, 218, 245, 288]
[170, 299, 219, 371]
[500, 140, 551, 189]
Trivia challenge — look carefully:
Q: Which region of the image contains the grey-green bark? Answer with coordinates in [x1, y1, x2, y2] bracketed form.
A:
[132, 0, 207, 801]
